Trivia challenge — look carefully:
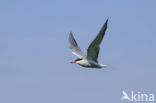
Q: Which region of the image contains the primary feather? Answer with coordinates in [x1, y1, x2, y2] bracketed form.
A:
[68, 32, 86, 58]
[87, 19, 108, 62]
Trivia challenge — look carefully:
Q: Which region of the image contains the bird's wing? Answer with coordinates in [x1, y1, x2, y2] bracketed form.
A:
[68, 32, 86, 58]
[87, 19, 108, 62]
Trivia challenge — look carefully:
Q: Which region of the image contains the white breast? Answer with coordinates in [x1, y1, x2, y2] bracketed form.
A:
[76, 59, 91, 67]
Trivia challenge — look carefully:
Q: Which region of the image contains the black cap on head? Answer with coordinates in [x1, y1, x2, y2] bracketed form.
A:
[75, 58, 82, 61]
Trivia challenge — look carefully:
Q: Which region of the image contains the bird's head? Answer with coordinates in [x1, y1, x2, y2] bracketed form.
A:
[71, 58, 82, 64]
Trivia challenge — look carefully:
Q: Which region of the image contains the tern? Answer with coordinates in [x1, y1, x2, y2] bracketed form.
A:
[68, 19, 108, 68]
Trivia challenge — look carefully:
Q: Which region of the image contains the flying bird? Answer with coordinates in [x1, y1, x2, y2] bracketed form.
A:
[68, 19, 108, 68]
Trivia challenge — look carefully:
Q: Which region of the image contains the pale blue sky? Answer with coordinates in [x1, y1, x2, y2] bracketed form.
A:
[0, 0, 156, 103]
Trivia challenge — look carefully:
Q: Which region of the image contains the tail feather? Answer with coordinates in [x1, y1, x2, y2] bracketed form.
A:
[100, 64, 107, 68]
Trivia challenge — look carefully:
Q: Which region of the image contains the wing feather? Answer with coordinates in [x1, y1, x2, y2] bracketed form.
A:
[68, 32, 86, 58]
[87, 19, 108, 62]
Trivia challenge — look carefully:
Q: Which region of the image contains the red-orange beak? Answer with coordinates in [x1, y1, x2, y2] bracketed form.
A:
[71, 61, 76, 63]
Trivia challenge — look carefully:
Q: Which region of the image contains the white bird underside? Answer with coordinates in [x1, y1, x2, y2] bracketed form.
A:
[68, 19, 108, 68]
[77, 59, 107, 68]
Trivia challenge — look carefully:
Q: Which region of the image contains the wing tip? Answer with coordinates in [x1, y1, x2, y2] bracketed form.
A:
[105, 18, 108, 27]
[69, 32, 74, 40]
[69, 31, 73, 36]
[106, 18, 109, 22]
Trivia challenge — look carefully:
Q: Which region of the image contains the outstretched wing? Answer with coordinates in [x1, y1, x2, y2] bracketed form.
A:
[87, 19, 108, 62]
[68, 32, 86, 58]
